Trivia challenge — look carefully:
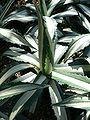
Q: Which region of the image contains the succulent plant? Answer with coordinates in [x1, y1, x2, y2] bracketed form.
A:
[0, 0, 90, 120]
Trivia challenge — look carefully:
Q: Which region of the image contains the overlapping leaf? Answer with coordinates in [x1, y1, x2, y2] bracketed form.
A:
[47, 0, 89, 16]
[3, 3, 37, 24]
[0, 0, 15, 22]
[51, 6, 78, 20]
[3, 49, 39, 67]
[9, 73, 49, 120]
[0, 63, 31, 85]
[52, 69, 90, 92]
[77, 4, 90, 17]
[54, 44, 68, 64]
[54, 58, 90, 75]
[0, 82, 45, 100]
[79, 12, 90, 32]
[49, 80, 68, 120]
[64, 33, 90, 62]
[13, 72, 37, 83]
[53, 93, 90, 110]
[0, 28, 32, 47]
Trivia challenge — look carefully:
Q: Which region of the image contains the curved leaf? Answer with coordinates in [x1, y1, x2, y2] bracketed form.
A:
[0, 111, 8, 120]
[0, 28, 32, 47]
[58, 35, 77, 43]
[52, 69, 90, 92]
[64, 34, 90, 62]
[0, 83, 45, 100]
[3, 4, 37, 24]
[47, 0, 60, 16]
[25, 3, 36, 12]
[54, 59, 90, 75]
[0, 0, 15, 22]
[49, 80, 68, 120]
[53, 93, 90, 110]
[26, 25, 38, 38]
[9, 73, 49, 120]
[4, 15, 37, 24]
[54, 44, 68, 64]
[47, 0, 89, 16]
[0, 63, 31, 85]
[25, 34, 38, 50]
[79, 12, 90, 32]
[9, 90, 40, 120]
[3, 50, 39, 67]
[77, 4, 90, 17]
[51, 6, 78, 19]
[13, 72, 37, 83]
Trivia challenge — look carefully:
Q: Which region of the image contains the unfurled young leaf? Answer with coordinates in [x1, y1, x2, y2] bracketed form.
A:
[43, 16, 58, 53]
[35, 3, 57, 74]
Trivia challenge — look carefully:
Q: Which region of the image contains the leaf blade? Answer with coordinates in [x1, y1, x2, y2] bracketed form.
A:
[9, 73, 49, 120]
[53, 93, 90, 110]
[49, 80, 68, 120]
[0, 63, 31, 85]
[0, 83, 45, 100]
[0, 28, 31, 47]
[52, 69, 90, 92]
[3, 50, 39, 67]
[64, 34, 90, 62]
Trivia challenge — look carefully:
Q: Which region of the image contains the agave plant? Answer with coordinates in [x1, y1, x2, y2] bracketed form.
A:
[0, 0, 90, 120]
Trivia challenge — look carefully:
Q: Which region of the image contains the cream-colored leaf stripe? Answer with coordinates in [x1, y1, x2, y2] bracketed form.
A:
[52, 71, 90, 91]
